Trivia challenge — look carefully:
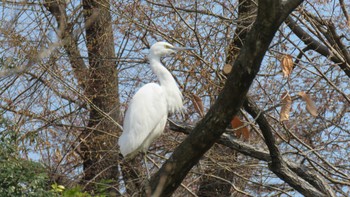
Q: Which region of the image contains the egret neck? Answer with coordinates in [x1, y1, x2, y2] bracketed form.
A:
[148, 54, 183, 113]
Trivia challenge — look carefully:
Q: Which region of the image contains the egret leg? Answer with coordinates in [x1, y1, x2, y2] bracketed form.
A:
[143, 152, 151, 179]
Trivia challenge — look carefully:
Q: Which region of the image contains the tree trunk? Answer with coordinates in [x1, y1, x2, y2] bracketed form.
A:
[79, 0, 120, 194]
[197, 1, 257, 196]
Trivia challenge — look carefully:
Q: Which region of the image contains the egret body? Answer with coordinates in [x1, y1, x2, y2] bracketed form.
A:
[118, 42, 191, 159]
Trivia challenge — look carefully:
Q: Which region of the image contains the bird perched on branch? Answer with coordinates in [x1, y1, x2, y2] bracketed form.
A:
[118, 42, 193, 160]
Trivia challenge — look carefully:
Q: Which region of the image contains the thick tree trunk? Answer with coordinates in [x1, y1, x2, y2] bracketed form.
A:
[79, 0, 120, 193]
[43, 0, 120, 194]
[197, 1, 257, 196]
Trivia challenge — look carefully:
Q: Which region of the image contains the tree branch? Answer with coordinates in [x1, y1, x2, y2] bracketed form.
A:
[285, 16, 350, 78]
[243, 98, 331, 197]
[43, 0, 88, 88]
[168, 119, 270, 162]
[339, 0, 350, 25]
[171, 109, 335, 197]
[327, 22, 350, 64]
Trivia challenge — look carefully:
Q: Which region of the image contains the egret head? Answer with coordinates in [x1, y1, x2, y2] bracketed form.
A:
[149, 42, 193, 58]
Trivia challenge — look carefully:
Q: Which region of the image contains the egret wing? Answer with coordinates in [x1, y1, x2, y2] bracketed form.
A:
[118, 83, 168, 157]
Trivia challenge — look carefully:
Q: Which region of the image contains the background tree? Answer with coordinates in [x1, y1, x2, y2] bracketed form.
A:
[0, 0, 350, 196]
[44, 0, 121, 193]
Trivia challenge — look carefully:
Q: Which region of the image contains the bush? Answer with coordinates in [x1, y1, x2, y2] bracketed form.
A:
[0, 116, 54, 197]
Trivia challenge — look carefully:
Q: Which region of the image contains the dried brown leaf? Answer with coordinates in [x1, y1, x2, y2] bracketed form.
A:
[298, 91, 318, 117]
[280, 92, 292, 121]
[192, 94, 204, 117]
[55, 148, 62, 161]
[281, 54, 294, 78]
[231, 116, 250, 140]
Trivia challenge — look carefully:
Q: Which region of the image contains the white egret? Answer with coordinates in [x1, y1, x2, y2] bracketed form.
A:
[118, 42, 193, 160]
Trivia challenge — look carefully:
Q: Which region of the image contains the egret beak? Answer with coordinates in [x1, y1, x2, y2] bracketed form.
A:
[173, 47, 195, 51]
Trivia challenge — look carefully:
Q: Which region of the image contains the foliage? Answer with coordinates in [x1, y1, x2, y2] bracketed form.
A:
[55, 183, 110, 197]
[51, 184, 93, 197]
[0, 116, 54, 197]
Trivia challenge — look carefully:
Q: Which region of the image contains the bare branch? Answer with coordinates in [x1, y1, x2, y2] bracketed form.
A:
[43, 0, 88, 88]
[243, 98, 333, 197]
[339, 0, 350, 25]
[286, 16, 350, 78]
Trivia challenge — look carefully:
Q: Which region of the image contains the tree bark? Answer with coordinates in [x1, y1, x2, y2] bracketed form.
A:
[79, 0, 120, 193]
